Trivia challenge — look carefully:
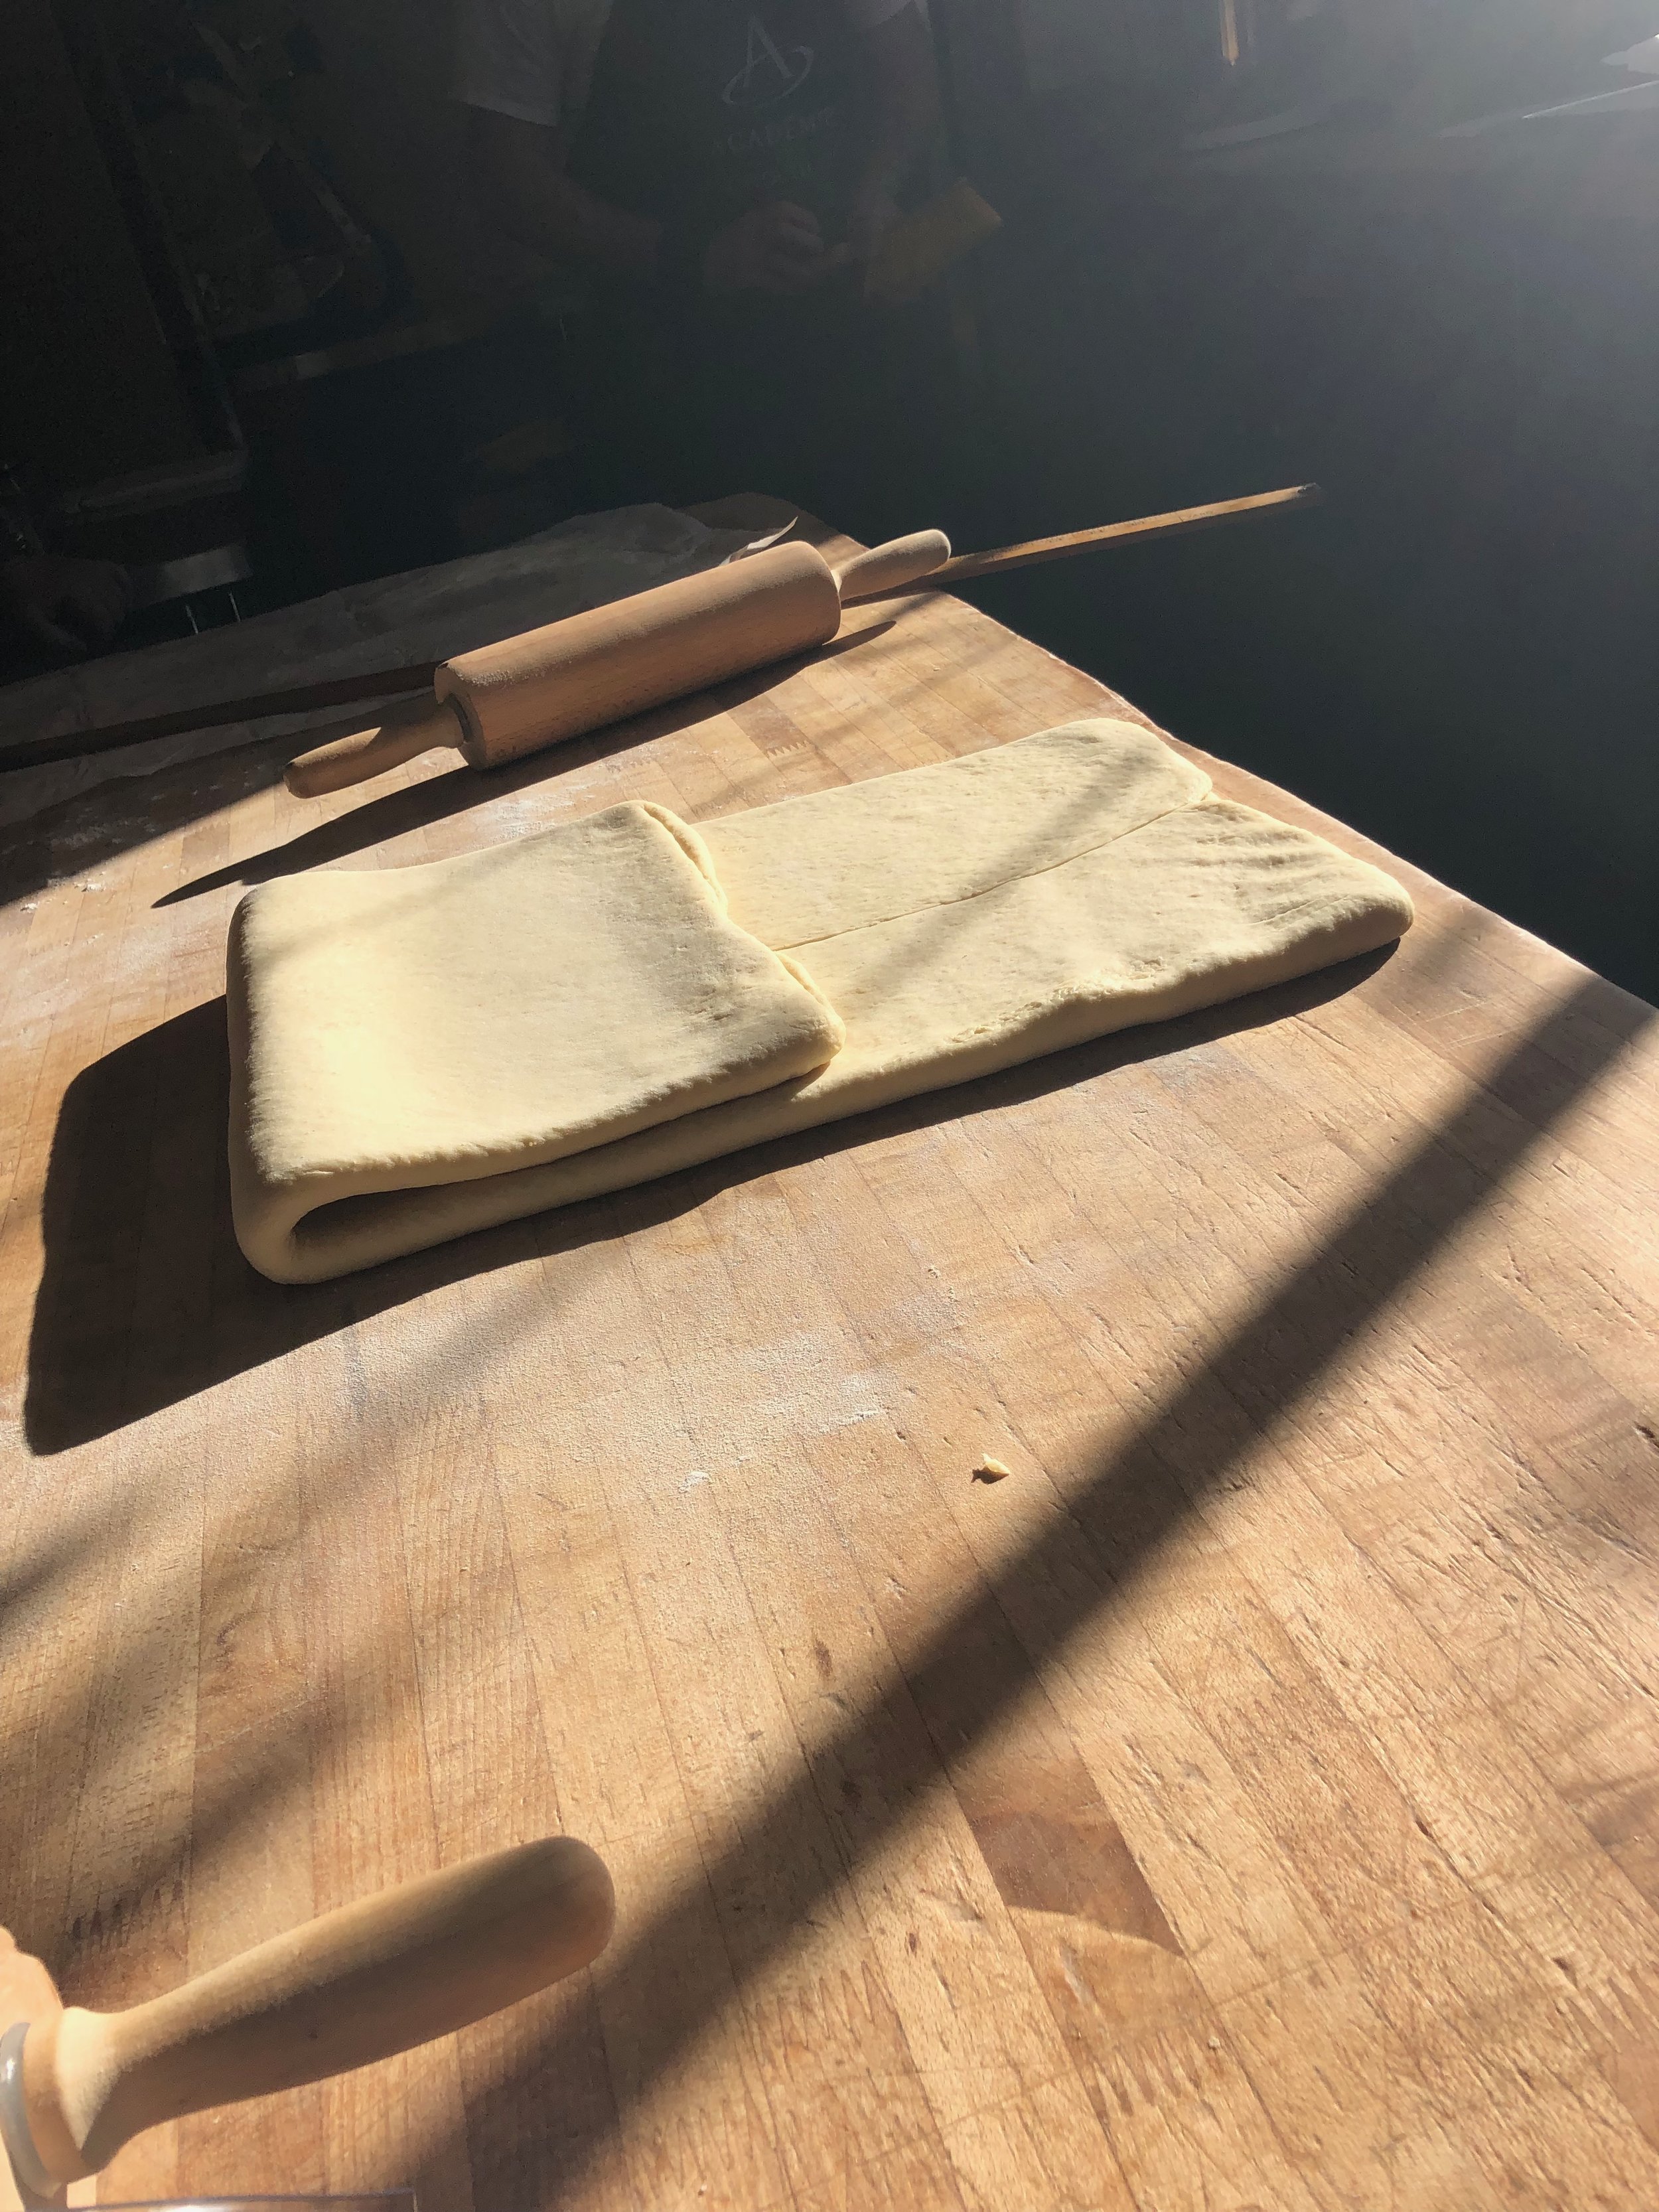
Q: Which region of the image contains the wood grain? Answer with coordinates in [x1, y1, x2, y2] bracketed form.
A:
[3, 496, 1656, 2212]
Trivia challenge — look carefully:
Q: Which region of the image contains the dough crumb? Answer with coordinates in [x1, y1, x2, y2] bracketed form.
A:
[973, 1457, 1013, 1484]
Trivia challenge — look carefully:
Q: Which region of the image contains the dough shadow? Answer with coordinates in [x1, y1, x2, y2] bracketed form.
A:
[25, 949, 1395, 1455]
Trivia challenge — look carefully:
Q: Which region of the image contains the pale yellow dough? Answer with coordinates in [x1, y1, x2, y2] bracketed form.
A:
[228, 799, 843, 1280]
[228, 721, 1413, 1282]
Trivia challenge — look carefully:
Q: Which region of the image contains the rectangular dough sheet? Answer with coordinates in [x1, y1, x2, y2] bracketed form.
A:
[228, 798, 843, 1280]
[228, 720, 1412, 1282]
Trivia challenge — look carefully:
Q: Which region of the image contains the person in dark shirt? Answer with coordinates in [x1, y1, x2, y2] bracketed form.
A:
[459, 0, 942, 526]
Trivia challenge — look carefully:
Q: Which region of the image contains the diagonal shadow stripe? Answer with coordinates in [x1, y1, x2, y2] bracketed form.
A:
[434, 970, 1654, 2206]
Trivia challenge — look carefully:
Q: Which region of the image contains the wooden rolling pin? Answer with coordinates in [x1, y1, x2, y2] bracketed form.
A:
[284, 530, 949, 798]
[0, 1836, 612, 2205]
[0, 488, 1320, 778]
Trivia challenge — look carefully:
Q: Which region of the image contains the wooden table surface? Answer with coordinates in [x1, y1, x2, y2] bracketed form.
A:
[3, 497, 1657, 2212]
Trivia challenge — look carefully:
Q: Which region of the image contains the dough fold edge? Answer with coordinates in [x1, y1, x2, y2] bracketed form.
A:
[226, 796, 845, 1282]
[231, 846, 1409, 1284]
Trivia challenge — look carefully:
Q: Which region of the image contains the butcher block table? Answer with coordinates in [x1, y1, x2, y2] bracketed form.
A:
[3, 496, 1657, 2212]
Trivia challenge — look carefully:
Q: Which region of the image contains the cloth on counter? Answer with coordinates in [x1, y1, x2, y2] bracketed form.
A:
[228, 719, 1413, 1282]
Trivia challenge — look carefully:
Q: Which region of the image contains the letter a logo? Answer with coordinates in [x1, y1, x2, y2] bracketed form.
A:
[723, 13, 812, 107]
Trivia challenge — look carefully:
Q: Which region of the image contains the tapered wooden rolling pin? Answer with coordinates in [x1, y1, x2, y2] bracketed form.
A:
[284, 530, 950, 798]
[0, 1836, 613, 2205]
[0, 488, 1319, 778]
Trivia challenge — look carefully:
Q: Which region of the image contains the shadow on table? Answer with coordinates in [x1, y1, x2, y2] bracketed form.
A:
[0, 736, 293, 913]
[401, 966, 1656, 2212]
[149, 621, 901, 909]
[0, 619, 903, 917]
[26, 951, 1395, 1456]
[18, 958, 1655, 2206]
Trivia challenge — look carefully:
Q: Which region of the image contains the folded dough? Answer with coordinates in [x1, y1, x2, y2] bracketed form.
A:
[228, 720, 1413, 1282]
[228, 799, 843, 1280]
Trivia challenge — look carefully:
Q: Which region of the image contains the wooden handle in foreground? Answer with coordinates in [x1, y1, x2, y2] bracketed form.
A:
[874, 484, 1324, 596]
[284, 696, 465, 798]
[18, 1836, 614, 2183]
[833, 530, 952, 604]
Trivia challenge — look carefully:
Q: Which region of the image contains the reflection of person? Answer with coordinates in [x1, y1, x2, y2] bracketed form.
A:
[460, 0, 942, 526]
[1, 553, 131, 662]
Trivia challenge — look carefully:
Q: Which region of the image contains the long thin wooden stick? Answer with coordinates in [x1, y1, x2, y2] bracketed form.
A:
[885, 482, 1323, 595]
[0, 666, 440, 777]
[0, 485, 1320, 774]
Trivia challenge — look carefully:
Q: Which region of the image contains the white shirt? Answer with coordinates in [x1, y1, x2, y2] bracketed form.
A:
[456, 0, 917, 135]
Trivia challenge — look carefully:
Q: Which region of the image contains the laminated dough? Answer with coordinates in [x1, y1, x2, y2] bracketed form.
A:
[228, 800, 843, 1280]
[228, 719, 1413, 1282]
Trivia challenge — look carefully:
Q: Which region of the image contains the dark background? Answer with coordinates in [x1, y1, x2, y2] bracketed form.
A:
[5, 0, 1656, 999]
[956, 111, 1659, 1003]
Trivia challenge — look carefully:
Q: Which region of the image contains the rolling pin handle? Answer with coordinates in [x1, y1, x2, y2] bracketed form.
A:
[832, 530, 952, 604]
[284, 697, 465, 798]
[17, 1837, 614, 2183]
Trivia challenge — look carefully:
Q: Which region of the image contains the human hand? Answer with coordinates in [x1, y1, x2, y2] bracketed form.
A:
[702, 202, 831, 296]
[1, 553, 132, 654]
